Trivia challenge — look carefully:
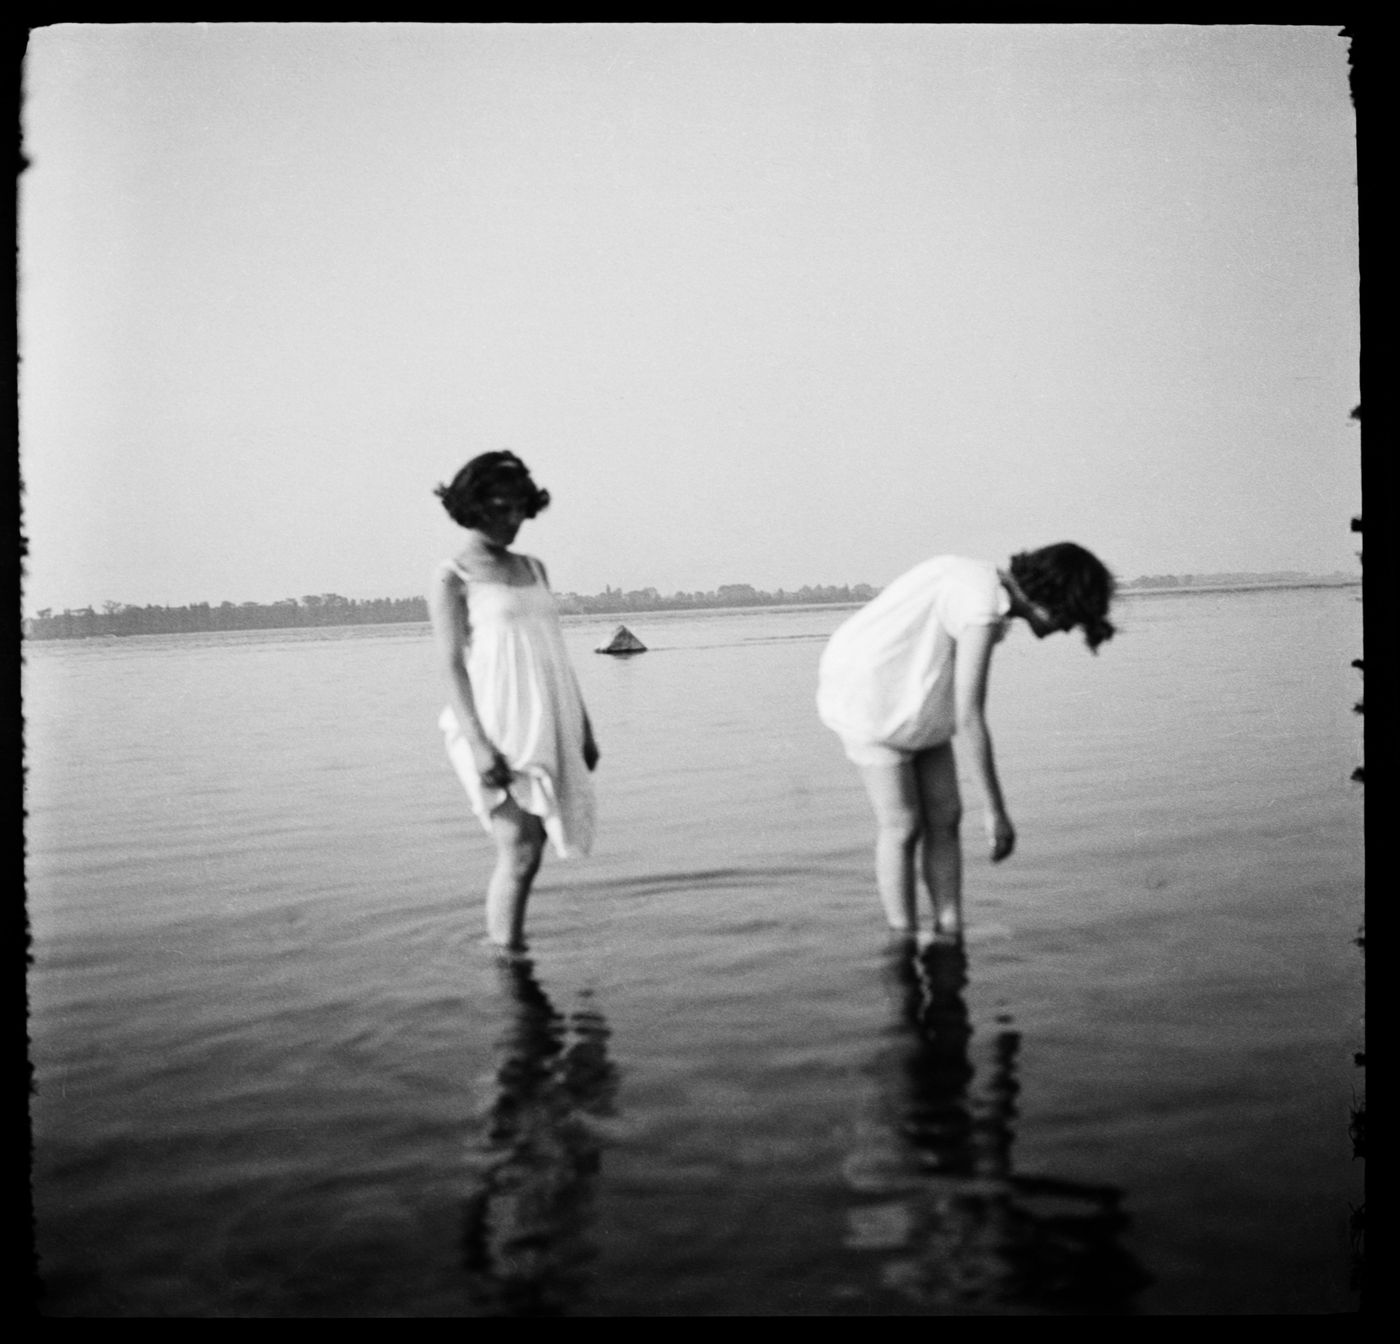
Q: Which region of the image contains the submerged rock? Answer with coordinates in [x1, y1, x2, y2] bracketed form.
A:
[596, 624, 647, 654]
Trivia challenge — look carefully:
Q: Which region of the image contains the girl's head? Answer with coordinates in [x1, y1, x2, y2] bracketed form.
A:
[1008, 542, 1117, 651]
[434, 451, 551, 531]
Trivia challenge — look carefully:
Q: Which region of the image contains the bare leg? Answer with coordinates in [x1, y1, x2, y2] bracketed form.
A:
[485, 797, 547, 950]
[914, 743, 964, 941]
[857, 762, 922, 933]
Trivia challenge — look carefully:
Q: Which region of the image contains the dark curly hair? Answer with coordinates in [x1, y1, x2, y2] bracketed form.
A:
[1008, 542, 1117, 652]
[434, 451, 551, 529]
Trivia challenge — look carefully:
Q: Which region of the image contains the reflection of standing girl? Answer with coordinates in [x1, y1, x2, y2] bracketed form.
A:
[461, 956, 618, 1317]
[428, 452, 599, 950]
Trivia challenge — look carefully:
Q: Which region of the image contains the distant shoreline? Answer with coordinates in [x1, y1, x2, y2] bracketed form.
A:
[1116, 578, 1360, 598]
[579, 579, 1363, 621]
[23, 578, 1360, 642]
[586, 579, 1361, 621]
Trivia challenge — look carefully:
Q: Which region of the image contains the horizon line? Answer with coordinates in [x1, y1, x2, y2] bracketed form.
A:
[23, 568, 1361, 621]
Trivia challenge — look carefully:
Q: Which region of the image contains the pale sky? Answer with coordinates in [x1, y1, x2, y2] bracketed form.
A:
[19, 23, 1358, 612]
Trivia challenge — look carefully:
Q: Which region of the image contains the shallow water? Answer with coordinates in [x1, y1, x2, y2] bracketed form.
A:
[25, 587, 1364, 1315]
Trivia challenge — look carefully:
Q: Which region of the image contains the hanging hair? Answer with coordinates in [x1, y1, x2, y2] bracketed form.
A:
[434, 451, 551, 529]
[1009, 542, 1117, 651]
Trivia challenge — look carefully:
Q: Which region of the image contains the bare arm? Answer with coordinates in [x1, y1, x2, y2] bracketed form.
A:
[954, 624, 1015, 862]
[427, 566, 510, 785]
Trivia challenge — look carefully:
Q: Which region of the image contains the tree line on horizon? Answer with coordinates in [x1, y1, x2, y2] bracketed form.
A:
[23, 570, 1356, 641]
[22, 582, 881, 640]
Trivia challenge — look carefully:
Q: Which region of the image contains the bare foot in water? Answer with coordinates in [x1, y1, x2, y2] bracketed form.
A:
[480, 935, 530, 962]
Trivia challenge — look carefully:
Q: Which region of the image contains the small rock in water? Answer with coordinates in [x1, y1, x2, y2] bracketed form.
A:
[596, 624, 647, 654]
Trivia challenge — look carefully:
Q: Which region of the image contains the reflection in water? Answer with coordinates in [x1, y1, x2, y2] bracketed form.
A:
[460, 957, 619, 1317]
[844, 942, 1150, 1313]
[1348, 924, 1365, 1303]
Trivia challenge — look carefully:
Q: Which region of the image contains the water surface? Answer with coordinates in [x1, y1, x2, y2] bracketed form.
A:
[25, 587, 1364, 1315]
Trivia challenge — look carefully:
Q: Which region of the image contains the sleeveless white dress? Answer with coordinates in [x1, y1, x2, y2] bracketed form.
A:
[438, 556, 595, 858]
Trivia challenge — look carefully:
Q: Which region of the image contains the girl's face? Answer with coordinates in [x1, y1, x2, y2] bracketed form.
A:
[474, 491, 532, 546]
[1024, 601, 1074, 639]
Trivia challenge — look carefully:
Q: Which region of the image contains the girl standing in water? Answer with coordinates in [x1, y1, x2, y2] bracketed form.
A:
[428, 452, 599, 951]
[817, 543, 1115, 943]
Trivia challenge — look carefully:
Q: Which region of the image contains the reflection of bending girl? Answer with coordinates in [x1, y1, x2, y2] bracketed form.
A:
[461, 957, 618, 1317]
[845, 942, 1149, 1313]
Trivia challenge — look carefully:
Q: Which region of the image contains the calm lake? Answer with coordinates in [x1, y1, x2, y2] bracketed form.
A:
[25, 586, 1365, 1316]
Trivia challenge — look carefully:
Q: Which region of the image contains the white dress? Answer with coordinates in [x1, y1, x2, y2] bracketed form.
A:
[816, 556, 1011, 754]
[438, 556, 595, 858]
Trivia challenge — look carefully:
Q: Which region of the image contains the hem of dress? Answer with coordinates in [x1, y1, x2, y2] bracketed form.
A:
[440, 708, 593, 859]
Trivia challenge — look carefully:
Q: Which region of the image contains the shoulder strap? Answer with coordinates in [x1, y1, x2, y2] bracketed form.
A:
[525, 555, 548, 587]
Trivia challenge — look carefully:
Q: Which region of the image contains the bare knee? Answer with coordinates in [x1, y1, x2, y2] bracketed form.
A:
[924, 797, 963, 839]
[514, 837, 546, 876]
[913, 745, 963, 841]
[495, 827, 545, 880]
[875, 817, 922, 853]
